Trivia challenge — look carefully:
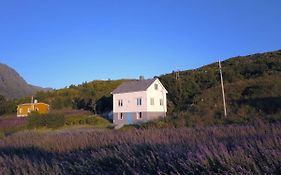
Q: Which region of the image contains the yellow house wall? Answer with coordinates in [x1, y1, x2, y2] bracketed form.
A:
[17, 103, 49, 117]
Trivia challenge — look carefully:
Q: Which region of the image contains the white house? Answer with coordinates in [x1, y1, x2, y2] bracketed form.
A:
[111, 77, 168, 125]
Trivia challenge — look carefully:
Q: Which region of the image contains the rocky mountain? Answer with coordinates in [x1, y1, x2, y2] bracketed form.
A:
[0, 63, 50, 99]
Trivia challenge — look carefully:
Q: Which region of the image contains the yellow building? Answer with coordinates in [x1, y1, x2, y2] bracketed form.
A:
[17, 102, 49, 117]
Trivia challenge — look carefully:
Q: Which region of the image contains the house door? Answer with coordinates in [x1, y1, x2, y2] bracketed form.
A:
[127, 113, 133, 124]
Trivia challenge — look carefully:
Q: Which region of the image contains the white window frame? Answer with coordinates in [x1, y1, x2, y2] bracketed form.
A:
[118, 99, 123, 107]
[150, 98, 154, 105]
[160, 99, 164, 106]
[119, 113, 123, 120]
[137, 98, 142, 106]
[154, 84, 158, 90]
[137, 112, 142, 120]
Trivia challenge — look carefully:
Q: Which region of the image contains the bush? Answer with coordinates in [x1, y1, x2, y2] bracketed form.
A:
[45, 114, 65, 128]
[27, 112, 65, 129]
[65, 115, 111, 128]
[65, 115, 88, 125]
[85, 115, 111, 128]
[27, 113, 46, 129]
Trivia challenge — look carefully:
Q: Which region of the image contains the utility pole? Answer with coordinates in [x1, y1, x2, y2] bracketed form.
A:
[175, 70, 180, 80]
[219, 60, 227, 118]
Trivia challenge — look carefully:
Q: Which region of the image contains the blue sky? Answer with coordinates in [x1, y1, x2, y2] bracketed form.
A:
[0, 0, 281, 89]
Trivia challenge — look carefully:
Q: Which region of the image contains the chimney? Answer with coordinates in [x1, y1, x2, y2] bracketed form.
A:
[139, 75, 144, 81]
[31, 96, 34, 103]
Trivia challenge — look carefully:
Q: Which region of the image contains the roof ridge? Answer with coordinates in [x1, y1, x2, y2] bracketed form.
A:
[112, 78, 157, 94]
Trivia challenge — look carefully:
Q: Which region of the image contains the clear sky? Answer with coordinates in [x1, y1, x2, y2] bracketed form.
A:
[0, 0, 281, 89]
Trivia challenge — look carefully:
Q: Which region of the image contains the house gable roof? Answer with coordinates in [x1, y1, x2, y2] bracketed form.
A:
[147, 78, 168, 93]
[112, 78, 157, 94]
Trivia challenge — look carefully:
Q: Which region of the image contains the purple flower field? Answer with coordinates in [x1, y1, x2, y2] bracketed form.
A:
[0, 122, 281, 174]
[0, 118, 27, 128]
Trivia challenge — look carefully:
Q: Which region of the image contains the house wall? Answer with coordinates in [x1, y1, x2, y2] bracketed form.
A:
[113, 91, 147, 113]
[146, 79, 167, 113]
[35, 103, 49, 114]
[17, 103, 49, 117]
[113, 112, 166, 125]
[17, 105, 32, 117]
[112, 78, 168, 125]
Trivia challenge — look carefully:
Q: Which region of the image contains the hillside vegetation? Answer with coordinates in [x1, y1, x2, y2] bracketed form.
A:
[160, 50, 281, 126]
[1, 50, 281, 126]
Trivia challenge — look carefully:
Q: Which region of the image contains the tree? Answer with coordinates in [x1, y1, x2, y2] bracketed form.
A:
[0, 95, 6, 115]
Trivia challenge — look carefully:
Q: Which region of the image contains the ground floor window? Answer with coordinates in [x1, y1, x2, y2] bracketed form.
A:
[137, 112, 142, 119]
[119, 113, 123, 120]
[160, 99, 164, 106]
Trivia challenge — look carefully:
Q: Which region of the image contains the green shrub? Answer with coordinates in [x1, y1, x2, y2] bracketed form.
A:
[27, 112, 46, 129]
[64, 115, 111, 128]
[45, 114, 65, 128]
[27, 112, 65, 129]
[65, 115, 88, 125]
[85, 115, 111, 128]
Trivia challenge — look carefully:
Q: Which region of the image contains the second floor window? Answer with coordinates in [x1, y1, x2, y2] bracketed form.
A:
[137, 98, 142, 106]
[154, 84, 158, 90]
[118, 100, 123, 107]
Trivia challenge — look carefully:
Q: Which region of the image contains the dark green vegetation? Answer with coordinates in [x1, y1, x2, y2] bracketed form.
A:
[1, 50, 281, 127]
[0, 63, 49, 99]
[0, 50, 280, 174]
[26, 111, 111, 129]
[160, 50, 281, 126]
[0, 110, 111, 137]
[0, 122, 281, 174]
[35, 80, 129, 114]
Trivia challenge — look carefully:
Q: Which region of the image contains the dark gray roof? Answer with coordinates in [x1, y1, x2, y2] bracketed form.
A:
[112, 78, 157, 94]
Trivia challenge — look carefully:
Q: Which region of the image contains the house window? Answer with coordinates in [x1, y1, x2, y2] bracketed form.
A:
[119, 113, 123, 120]
[160, 99, 164, 106]
[137, 98, 142, 106]
[150, 98, 154, 105]
[154, 84, 158, 90]
[137, 112, 142, 119]
[118, 100, 123, 107]
[19, 108, 23, 114]
[27, 108, 31, 113]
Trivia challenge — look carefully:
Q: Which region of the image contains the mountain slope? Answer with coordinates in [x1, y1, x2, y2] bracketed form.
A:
[159, 49, 281, 125]
[1, 50, 281, 125]
[0, 63, 48, 99]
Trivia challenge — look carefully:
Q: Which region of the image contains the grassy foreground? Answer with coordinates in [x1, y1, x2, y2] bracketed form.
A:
[0, 121, 281, 174]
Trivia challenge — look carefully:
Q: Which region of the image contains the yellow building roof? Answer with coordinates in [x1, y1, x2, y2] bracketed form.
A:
[17, 103, 49, 107]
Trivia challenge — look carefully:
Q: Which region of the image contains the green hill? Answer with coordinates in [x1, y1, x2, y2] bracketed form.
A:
[34, 80, 130, 113]
[159, 50, 281, 125]
[1, 50, 281, 126]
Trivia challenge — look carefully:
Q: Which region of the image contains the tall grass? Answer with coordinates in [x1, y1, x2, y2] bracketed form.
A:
[0, 122, 281, 174]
